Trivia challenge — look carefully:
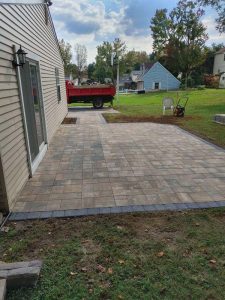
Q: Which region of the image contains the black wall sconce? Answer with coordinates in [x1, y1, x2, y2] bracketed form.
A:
[12, 45, 27, 68]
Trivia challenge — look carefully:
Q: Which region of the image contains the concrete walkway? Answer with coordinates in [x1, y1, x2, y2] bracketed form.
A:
[12, 107, 225, 219]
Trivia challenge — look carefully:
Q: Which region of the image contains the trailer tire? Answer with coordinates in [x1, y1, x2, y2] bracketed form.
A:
[93, 98, 104, 109]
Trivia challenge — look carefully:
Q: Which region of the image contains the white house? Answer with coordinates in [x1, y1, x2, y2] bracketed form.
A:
[213, 48, 225, 75]
[0, 1, 68, 213]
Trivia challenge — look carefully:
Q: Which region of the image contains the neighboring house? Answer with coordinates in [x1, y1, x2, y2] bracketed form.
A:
[119, 74, 133, 90]
[120, 62, 180, 91]
[0, 1, 68, 213]
[137, 62, 180, 91]
[219, 73, 225, 88]
[213, 48, 225, 89]
[130, 70, 143, 83]
[213, 47, 225, 75]
[65, 74, 73, 81]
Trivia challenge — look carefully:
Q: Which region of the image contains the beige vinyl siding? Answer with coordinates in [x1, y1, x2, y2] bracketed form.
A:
[0, 3, 67, 210]
[0, 156, 8, 212]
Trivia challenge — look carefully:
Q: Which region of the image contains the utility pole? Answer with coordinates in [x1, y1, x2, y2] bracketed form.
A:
[167, 73, 168, 92]
[116, 57, 119, 103]
[111, 52, 119, 103]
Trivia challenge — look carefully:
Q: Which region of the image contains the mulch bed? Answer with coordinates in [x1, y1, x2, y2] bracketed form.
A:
[62, 117, 77, 125]
[104, 114, 199, 125]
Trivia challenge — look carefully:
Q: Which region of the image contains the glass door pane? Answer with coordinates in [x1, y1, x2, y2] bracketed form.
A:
[29, 64, 44, 148]
[20, 61, 39, 162]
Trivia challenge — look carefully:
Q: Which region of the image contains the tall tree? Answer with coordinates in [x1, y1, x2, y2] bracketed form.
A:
[203, 43, 225, 74]
[87, 63, 96, 80]
[197, 0, 225, 32]
[74, 44, 87, 85]
[94, 38, 126, 83]
[150, 1, 208, 85]
[124, 50, 150, 72]
[58, 39, 73, 76]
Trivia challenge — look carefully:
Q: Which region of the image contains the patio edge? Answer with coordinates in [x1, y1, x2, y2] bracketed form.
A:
[9, 201, 225, 221]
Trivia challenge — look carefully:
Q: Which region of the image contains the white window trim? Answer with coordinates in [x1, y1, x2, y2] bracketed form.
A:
[31, 144, 47, 175]
[152, 82, 161, 90]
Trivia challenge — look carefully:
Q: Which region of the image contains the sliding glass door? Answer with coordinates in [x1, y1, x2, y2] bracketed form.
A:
[20, 60, 45, 163]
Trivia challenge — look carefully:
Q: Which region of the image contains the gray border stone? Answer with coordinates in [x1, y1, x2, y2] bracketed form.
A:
[0, 279, 6, 300]
[8, 200, 225, 221]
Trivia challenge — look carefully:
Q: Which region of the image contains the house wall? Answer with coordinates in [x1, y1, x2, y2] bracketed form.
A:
[213, 53, 225, 75]
[0, 156, 8, 213]
[137, 81, 144, 90]
[143, 62, 180, 91]
[219, 74, 225, 88]
[0, 3, 68, 211]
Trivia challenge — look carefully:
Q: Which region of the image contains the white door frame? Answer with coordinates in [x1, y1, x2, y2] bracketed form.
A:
[14, 45, 48, 176]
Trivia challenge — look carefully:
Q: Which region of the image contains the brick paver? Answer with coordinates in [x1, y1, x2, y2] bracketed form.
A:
[13, 107, 225, 214]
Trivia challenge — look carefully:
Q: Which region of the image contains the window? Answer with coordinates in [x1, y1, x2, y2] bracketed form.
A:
[224, 54, 225, 61]
[154, 82, 159, 90]
[55, 68, 61, 102]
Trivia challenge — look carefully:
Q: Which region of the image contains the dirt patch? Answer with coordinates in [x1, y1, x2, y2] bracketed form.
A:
[103, 114, 200, 125]
[62, 117, 77, 125]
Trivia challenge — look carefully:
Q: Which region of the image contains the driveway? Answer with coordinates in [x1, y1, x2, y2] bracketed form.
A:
[12, 107, 225, 218]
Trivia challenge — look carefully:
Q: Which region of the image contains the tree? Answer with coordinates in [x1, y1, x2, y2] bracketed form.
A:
[202, 43, 225, 74]
[67, 63, 78, 80]
[58, 39, 73, 76]
[87, 63, 96, 80]
[197, 0, 225, 32]
[74, 44, 87, 85]
[94, 38, 126, 83]
[150, 1, 208, 86]
[124, 50, 150, 72]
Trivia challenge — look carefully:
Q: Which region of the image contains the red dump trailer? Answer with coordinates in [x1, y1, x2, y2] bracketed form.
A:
[66, 80, 116, 109]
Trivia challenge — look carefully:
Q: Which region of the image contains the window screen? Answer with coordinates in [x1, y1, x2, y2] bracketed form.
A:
[55, 68, 61, 103]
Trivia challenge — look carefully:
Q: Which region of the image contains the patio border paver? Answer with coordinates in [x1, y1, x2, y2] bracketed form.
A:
[9, 200, 225, 221]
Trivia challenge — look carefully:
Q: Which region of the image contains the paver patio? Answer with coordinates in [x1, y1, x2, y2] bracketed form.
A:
[12, 107, 225, 216]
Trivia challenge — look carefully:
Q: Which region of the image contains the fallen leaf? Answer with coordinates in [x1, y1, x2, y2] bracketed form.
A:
[70, 272, 77, 276]
[117, 226, 123, 230]
[118, 295, 124, 299]
[108, 268, 113, 274]
[195, 223, 200, 227]
[1, 227, 9, 233]
[118, 260, 125, 265]
[157, 251, 165, 258]
[81, 267, 88, 272]
[210, 259, 217, 264]
[48, 232, 52, 235]
[96, 265, 106, 273]
[144, 229, 149, 232]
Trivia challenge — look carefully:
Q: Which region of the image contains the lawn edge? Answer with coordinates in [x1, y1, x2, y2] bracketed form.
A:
[9, 201, 225, 221]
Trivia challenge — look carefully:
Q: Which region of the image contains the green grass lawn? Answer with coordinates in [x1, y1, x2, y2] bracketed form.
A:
[103, 89, 225, 148]
[1, 209, 225, 299]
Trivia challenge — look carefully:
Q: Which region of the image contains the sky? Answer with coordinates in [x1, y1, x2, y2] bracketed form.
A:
[50, 0, 225, 64]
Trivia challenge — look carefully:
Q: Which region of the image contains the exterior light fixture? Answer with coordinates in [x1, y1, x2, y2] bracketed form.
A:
[12, 45, 27, 68]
